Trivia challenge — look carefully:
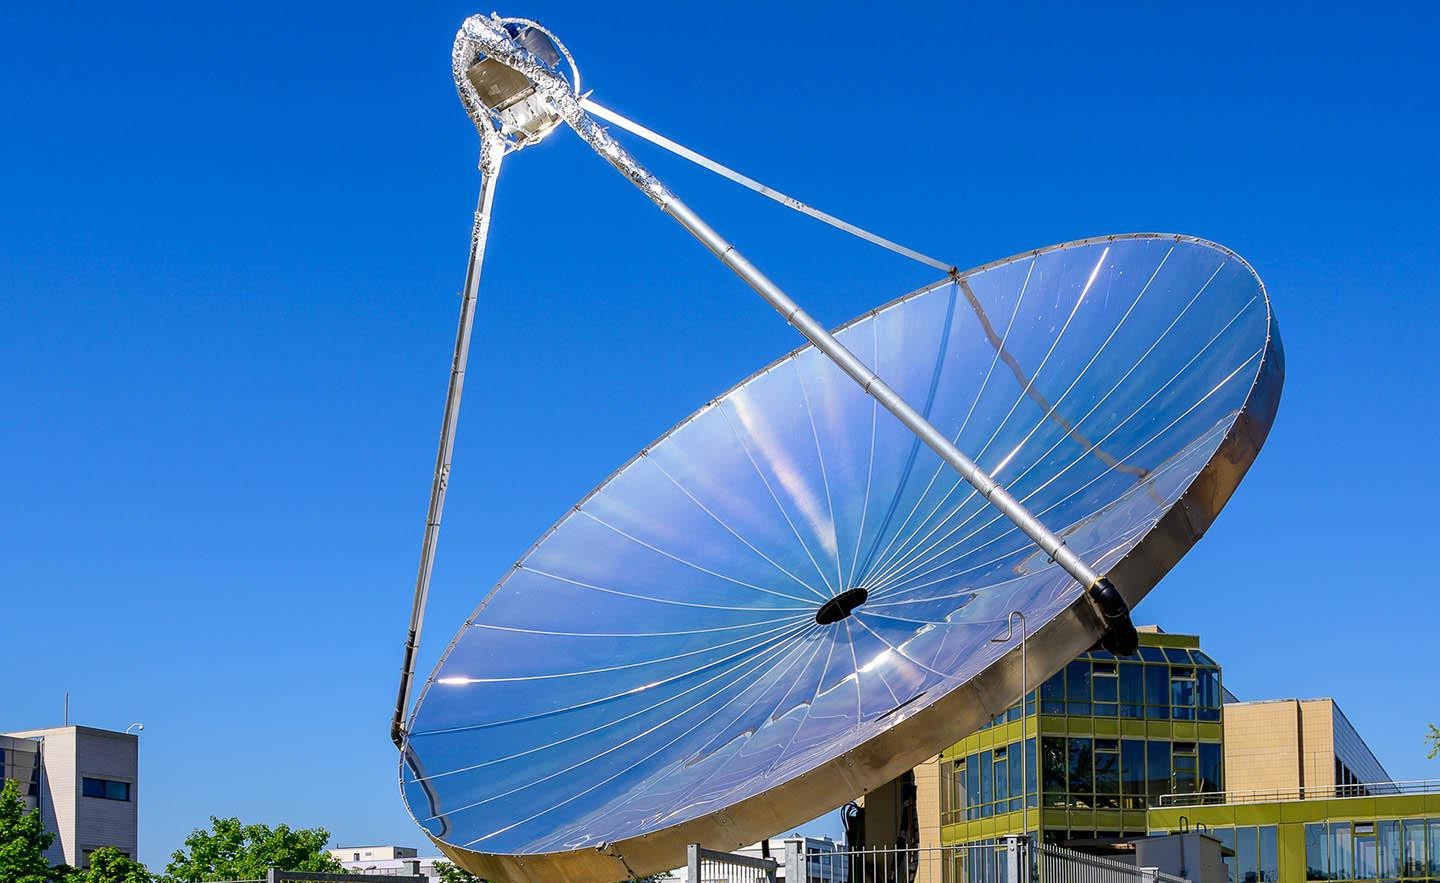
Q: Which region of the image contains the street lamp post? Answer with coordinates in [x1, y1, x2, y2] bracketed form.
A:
[992, 612, 1029, 839]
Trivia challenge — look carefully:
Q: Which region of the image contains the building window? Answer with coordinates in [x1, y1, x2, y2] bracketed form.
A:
[1121, 739, 1146, 809]
[1172, 742, 1198, 794]
[1066, 660, 1092, 716]
[1119, 661, 1144, 718]
[978, 647, 1220, 724]
[1094, 739, 1120, 808]
[992, 747, 1009, 809]
[1042, 737, 1067, 806]
[1378, 821, 1402, 881]
[1145, 664, 1170, 719]
[1007, 745, 1023, 814]
[1040, 671, 1065, 715]
[1005, 734, 1219, 811]
[1170, 667, 1197, 720]
[1092, 662, 1119, 717]
[1401, 819, 1427, 877]
[978, 749, 992, 815]
[1306, 823, 1330, 881]
[1216, 828, 1238, 883]
[1025, 737, 1037, 809]
[1427, 819, 1440, 876]
[966, 754, 980, 820]
[1237, 825, 1258, 883]
[1199, 742, 1223, 794]
[940, 758, 967, 826]
[1259, 825, 1279, 883]
[1198, 669, 1222, 721]
[1310, 817, 1440, 880]
[1214, 826, 1279, 883]
[1067, 737, 1093, 803]
[1332, 822, 1356, 880]
[1354, 823, 1378, 880]
[1146, 740, 1172, 802]
[81, 778, 131, 801]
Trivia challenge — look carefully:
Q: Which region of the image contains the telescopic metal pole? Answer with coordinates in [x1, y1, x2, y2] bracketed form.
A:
[391, 134, 505, 748]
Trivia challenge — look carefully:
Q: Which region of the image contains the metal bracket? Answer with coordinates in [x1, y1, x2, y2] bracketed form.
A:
[1086, 578, 1139, 656]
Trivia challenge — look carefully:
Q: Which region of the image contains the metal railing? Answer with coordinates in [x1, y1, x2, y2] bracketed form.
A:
[1036, 843, 1187, 883]
[689, 843, 780, 882]
[687, 836, 1197, 883]
[780, 840, 1007, 883]
[1156, 778, 1440, 808]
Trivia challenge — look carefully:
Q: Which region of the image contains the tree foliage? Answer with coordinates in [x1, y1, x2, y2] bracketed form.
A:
[60, 847, 153, 883]
[0, 778, 56, 883]
[1428, 723, 1439, 760]
[162, 817, 341, 881]
[433, 860, 488, 882]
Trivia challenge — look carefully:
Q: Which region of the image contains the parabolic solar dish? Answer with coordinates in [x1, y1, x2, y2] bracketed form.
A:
[400, 233, 1283, 880]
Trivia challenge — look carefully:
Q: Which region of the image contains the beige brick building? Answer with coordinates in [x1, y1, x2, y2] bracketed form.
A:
[1221, 698, 1390, 798]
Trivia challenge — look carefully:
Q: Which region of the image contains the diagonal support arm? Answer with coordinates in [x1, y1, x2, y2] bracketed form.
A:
[391, 134, 505, 748]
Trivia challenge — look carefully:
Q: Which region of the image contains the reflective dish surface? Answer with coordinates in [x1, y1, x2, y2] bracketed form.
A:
[402, 234, 1278, 858]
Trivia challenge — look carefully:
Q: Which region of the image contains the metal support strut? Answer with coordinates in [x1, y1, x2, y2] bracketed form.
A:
[391, 134, 505, 748]
[450, 16, 1136, 655]
[452, 17, 1136, 664]
[389, 17, 1139, 744]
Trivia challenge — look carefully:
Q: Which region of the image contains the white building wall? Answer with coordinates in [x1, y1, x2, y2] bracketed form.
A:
[4, 726, 139, 867]
[335, 855, 444, 879]
[330, 845, 420, 862]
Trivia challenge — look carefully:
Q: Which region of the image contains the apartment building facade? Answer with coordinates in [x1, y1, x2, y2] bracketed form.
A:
[1, 726, 139, 867]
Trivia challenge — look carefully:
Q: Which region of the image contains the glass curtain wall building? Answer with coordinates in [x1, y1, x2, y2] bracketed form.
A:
[938, 629, 1224, 850]
[919, 627, 1419, 883]
[1148, 788, 1440, 883]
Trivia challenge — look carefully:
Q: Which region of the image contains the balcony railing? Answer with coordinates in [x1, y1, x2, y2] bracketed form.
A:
[1155, 778, 1440, 808]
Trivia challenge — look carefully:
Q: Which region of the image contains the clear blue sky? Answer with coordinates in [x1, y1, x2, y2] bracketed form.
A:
[2, 1, 1436, 869]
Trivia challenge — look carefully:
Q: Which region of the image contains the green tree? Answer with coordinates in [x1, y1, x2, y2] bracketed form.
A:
[162, 818, 341, 881]
[1427, 723, 1439, 759]
[59, 847, 153, 883]
[433, 860, 488, 882]
[0, 778, 56, 883]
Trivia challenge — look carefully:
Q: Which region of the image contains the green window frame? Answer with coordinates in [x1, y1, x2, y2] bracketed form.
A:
[1306, 823, 1330, 881]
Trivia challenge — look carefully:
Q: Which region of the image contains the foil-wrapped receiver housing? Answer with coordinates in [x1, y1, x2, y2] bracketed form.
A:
[459, 19, 569, 149]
